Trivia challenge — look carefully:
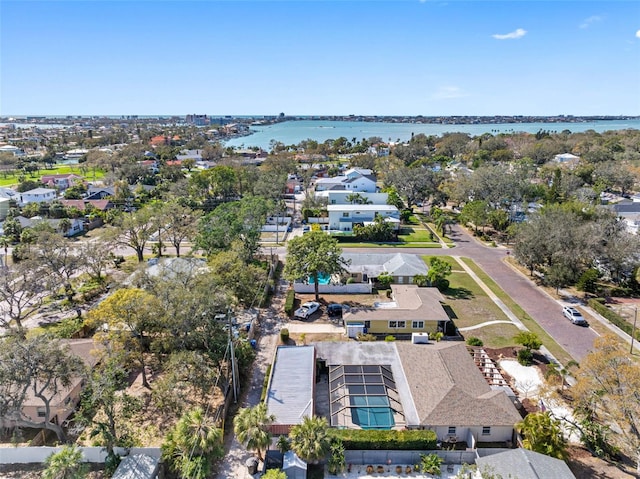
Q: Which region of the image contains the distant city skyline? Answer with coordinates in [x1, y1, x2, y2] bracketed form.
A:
[1, 1, 639, 116]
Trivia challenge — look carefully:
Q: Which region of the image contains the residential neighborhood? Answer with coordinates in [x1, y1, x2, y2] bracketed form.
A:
[0, 116, 639, 479]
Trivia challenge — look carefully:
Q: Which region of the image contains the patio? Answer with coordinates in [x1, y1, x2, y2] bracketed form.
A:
[327, 462, 466, 478]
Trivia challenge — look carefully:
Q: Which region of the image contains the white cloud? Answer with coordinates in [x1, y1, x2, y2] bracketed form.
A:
[492, 28, 527, 40]
[580, 15, 602, 29]
[431, 86, 468, 100]
[636, 30, 640, 39]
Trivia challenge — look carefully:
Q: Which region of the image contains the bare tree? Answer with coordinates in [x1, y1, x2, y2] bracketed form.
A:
[0, 260, 51, 336]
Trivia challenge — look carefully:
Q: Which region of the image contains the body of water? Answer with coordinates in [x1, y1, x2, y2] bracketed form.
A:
[225, 119, 640, 150]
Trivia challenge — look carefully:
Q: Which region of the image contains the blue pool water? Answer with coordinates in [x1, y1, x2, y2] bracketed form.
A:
[308, 273, 331, 285]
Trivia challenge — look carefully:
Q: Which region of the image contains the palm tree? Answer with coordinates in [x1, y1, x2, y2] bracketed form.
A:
[289, 416, 331, 464]
[0, 235, 9, 266]
[162, 407, 224, 479]
[234, 403, 275, 460]
[43, 445, 88, 479]
[516, 411, 567, 460]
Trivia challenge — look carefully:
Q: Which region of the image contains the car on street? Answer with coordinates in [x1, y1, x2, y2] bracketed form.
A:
[563, 306, 588, 326]
[294, 301, 321, 320]
[327, 303, 343, 318]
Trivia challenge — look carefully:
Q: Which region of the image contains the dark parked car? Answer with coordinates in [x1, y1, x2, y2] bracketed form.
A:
[327, 303, 343, 318]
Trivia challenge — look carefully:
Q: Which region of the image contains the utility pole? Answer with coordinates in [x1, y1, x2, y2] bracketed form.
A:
[228, 309, 239, 402]
[630, 306, 638, 355]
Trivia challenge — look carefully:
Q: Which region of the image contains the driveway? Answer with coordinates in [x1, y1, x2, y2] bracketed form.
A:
[213, 279, 286, 479]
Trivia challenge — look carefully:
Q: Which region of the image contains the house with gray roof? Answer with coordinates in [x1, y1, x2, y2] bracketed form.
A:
[476, 448, 576, 479]
[314, 168, 377, 193]
[342, 252, 428, 284]
[266, 345, 316, 435]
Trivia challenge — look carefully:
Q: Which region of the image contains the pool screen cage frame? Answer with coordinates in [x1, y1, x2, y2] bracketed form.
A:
[328, 364, 405, 429]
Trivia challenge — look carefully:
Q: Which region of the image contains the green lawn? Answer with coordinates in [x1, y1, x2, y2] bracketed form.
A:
[0, 165, 105, 187]
[340, 242, 441, 248]
[421, 254, 574, 356]
[398, 227, 434, 242]
[423, 255, 512, 332]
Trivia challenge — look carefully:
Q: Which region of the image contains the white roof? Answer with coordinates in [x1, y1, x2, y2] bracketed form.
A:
[327, 204, 398, 212]
[22, 187, 56, 195]
[266, 346, 315, 426]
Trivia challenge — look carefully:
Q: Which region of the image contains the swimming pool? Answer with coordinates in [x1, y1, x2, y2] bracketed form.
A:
[308, 272, 331, 285]
[350, 395, 395, 429]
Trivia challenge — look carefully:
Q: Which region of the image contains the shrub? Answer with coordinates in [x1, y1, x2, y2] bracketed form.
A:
[284, 289, 295, 316]
[330, 429, 437, 450]
[517, 348, 533, 366]
[384, 335, 396, 342]
[377, 274, 393, 289]
[433, 278, 449, 292]
[260, 364, 272, 402]
[357, 333, 376, 341]
[346, 277, 355, 284]
[280, 328, 289, 343]
[466, 337, 484, 347]
[577, 268, 600, 293]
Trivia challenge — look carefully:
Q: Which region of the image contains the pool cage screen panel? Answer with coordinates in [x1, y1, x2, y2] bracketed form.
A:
[328, 364, 405, 429]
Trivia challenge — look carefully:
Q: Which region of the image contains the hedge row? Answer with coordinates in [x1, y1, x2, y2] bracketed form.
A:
[284, 289, 295, 316]
[588, 299, 639, 341]
[330, 429, 437, 450]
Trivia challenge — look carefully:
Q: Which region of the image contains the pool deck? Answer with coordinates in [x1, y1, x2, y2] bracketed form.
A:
[327, 463, 466, 478]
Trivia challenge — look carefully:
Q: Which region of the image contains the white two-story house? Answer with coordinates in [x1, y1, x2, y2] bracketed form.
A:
[314, 168, 377, 193]
[327, 204, 400, 232]
[19, 188, 56, 206]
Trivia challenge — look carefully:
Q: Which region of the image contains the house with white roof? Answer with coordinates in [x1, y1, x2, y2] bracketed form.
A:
[19, 187, 56, 205]
[0, 144, 26, 157]
[552, 153, 580, 167]
[316, 190, 389, 205]
[327, 204, 399, 232]
[266, 345, 315, 435]
[314, 168, 377, 193]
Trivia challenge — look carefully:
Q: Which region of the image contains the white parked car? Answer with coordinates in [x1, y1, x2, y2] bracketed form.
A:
[563, 306, 587, 326]
[294, 301, 321, 320]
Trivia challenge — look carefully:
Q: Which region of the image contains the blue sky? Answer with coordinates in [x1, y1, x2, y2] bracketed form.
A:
[1, 1, 639, 116]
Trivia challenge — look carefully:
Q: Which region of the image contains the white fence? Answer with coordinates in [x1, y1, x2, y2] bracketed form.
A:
[293, 282, 372, 294]
[0, 447, 162, 464]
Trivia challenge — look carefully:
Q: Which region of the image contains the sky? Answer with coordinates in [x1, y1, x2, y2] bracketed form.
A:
[1, 1, 639, 116]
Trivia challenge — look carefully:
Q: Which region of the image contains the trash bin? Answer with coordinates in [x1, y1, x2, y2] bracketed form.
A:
[245, 457, 259, 475]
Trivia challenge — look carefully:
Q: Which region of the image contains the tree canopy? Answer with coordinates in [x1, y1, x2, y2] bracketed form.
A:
[284, 232, 349, 300]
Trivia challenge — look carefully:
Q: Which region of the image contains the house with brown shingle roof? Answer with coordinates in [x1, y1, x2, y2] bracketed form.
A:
[343, 285, 450, 338]
[395, 341, 522, 445]
[310, 341, 521, 446]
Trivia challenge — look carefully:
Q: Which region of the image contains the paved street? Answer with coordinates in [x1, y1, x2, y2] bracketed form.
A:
[346, 224, 599, 361]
